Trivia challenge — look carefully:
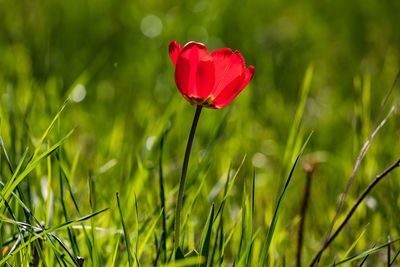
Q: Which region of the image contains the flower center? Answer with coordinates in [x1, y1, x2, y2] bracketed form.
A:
[184, 95, 216, 108]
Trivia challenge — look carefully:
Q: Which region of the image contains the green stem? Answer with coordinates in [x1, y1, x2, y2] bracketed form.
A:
[174, 105, 202, 255]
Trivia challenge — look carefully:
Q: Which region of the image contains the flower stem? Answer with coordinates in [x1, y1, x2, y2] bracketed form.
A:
[174, 105, 202, 255]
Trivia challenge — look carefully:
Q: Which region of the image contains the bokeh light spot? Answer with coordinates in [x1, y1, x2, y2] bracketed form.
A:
[146, 136, 156, 150]
[141, 15, 163, 38]
[252, 153, 267, 168]
[71, 84, 86, 102]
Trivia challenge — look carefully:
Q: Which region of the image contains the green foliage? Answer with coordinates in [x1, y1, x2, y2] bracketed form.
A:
[0, 0, 400, 266]
[259, 132, 312, 266]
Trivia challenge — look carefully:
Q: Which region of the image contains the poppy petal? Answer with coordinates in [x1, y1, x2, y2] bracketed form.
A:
[239, 66, 255, 91]
[196, 59, 215, 99]
[213, 66, 254, 109]
[175, 56, 190, 96]
[210, 49, 245, 99]
[169, 40, 182, 67]
[169, 39, 254, 109]
[212, 74, 245, 109]
[175, 42, 214, 99]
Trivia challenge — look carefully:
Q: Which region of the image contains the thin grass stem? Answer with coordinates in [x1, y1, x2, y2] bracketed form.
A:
[321, 69, 400, 264]
[297, 166, 314, 267]
[309, 158, 400, 266]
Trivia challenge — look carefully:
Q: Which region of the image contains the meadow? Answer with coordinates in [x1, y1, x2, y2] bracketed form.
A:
[0, 0, 400, 266]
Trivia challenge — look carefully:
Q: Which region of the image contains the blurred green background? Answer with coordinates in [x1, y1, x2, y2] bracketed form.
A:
[0, 0, 400, 265]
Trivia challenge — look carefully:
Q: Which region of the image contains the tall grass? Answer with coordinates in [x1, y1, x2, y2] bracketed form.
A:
[1, 0, 400, 265]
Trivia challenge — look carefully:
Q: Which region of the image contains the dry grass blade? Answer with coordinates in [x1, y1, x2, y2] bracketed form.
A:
[310, 158, 400, 266]
[321, 69, 400, 262]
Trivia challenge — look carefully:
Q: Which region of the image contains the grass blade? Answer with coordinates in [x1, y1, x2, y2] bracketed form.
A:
[0, 136, 14, 173]
[0, 208, 108, 265]
[214, 157, 246, 222]
[390, 243, 400, 265]
[282, 64, 313, 172]
[233, 186, 247, 266]
[57, 154, 94, 264]
[58, 148, 80, 258]
[198, 203, 215, 267]
[2, 129, 74, 202]
[0, 148, 29, 205]
[211, 165, 231, 266]
[160, 256, 204, 267]
[138, 209, 163, 259]
[181, 170, 208, 233]
[329, 238, 400, 266]
[358, 244, 375, 267]
[238, 230, 260, 266]
[31, 99, 69, 162]
[116, 192, 133, 267]
[342, 225, 368, 260]
[110, 234, 121, 267]
[259, 132, 313, 266]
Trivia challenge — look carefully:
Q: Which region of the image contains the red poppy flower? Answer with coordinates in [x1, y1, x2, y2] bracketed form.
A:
[169, 40, 255, 109]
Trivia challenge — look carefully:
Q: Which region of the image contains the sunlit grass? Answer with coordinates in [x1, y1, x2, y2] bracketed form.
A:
[1, 0, 400, 266]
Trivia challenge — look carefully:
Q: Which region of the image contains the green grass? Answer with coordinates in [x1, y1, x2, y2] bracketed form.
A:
[1, 0, 400, 266]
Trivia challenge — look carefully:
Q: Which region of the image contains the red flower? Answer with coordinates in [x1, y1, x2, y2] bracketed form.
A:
[169, 40, 255, 109]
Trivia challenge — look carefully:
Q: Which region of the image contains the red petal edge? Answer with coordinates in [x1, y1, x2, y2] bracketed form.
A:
[213, 66, 254, 109]
[179, 41, 207, 54]
[240, 66, 255, 90]
[169, 40, 182, 66]
[210, 48, 245, 99]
